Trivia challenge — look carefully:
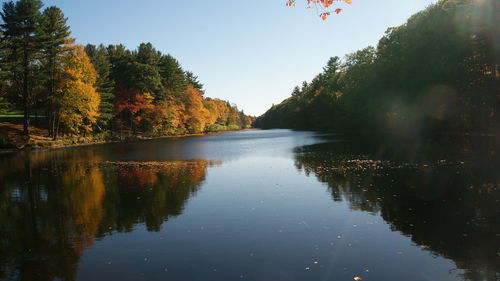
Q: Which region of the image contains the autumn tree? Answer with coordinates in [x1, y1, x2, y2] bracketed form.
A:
[184, 84, 210, 133]
[0, 1, 252, 141]
[54, 45, 100, 136]
[286, 0, 352, 20]
[113, 88, 153, 132]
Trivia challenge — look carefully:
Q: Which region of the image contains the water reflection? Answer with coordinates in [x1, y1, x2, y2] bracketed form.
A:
[99, 160, 214, 233]
[0, 149, 212, 281]
[293, 137, 500, 281]
[0, 131, 498, 281]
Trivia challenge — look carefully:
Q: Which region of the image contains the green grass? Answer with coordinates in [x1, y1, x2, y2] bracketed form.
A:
[0, 112, 47, 126]
[0, 110, 46, 118]
[0, 114, 24, 117]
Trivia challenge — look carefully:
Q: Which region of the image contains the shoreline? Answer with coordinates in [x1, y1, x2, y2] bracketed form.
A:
[0, 128, 251, 155]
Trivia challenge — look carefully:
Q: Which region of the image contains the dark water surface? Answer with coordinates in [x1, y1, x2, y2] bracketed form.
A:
[0, 129, 499, 281]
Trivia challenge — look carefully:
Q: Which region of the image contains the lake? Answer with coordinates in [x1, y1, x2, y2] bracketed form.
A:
[0, 129, 498, 281]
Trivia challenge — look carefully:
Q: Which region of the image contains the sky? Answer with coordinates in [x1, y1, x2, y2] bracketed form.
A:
[38, 0, 437, 116]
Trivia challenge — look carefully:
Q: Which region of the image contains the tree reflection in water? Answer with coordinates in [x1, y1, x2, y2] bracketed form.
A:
[0, 150, 212, 281]
[0, 133, 498, 281]
[293, 137, 500, 281]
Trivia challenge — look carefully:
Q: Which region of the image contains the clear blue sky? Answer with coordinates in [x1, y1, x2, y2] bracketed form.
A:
[40, 0, 436, 116]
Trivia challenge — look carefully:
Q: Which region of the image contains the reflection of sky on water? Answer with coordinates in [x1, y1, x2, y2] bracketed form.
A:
[112, 129, 329, 162]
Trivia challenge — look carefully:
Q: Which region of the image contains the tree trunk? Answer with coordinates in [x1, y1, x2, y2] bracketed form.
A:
[49, 56, 56, 137]
[23, 100, 30, 136]
[53, 114, 60, 140]
[23, 49, 30, 137]
[47, 110, 52, 137]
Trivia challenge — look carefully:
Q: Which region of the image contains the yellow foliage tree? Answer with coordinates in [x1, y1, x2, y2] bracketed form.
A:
[56, 45, 100, 135]
[184, 85, 211, 133]
[203, 99, 219, 125]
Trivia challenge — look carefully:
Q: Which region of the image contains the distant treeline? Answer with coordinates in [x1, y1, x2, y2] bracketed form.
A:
[255, 0, 499, 138]
[0, 0, 253, 139]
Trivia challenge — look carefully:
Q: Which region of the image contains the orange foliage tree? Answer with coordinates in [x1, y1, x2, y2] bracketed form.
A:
[89, 42, 253, 137]
[113, 83, 252, 136]
[184, 85, 211, 133]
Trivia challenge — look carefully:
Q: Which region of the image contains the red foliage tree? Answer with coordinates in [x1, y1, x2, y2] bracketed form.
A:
[113, 87, 153, 130]
[286, 0, 352, 20]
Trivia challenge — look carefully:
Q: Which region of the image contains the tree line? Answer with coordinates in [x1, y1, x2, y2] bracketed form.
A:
[0, 0, 253, 140]
[256, 0, 499, 138]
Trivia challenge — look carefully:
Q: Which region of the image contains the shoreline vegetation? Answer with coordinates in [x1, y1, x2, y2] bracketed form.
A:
[0, 122, 250, 153]
[0, 0, 255, 150]
[255, 0, 498, 140]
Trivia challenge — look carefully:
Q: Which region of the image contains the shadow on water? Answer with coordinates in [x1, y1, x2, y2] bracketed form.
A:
[293, 136, 500, 281]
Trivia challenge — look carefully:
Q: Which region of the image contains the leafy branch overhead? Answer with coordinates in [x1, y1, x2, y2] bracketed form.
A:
[286, 0, 352, 20]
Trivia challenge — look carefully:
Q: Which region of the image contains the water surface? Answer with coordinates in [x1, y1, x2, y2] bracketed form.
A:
[0, 129, 498, 281]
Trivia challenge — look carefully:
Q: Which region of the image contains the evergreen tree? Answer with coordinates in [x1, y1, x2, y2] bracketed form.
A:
[85, 44, 115, 130]
[106, 44, 133, 88]
[0, 0, 43, 136]
[39, 6, 71, 137]
[159, 54, 187, 98]
[185, 71, 204, 93]
[136, 42, 161, 66]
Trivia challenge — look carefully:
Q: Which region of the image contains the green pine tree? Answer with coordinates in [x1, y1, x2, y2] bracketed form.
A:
[39, 6, 71, 137]
[185, 71, 204, 93]
[0, 0, 44, 136]
[85, 44, 115, 130]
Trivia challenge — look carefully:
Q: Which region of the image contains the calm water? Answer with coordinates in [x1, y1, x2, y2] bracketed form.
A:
[0, 129, 499, 281]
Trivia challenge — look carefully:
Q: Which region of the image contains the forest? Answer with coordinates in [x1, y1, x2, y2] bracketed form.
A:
[255, 0, 499, 138]
[0, 0, 253, 145]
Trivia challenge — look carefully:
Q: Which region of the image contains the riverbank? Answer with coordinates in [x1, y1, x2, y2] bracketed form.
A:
[0, 122, 247, 154]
